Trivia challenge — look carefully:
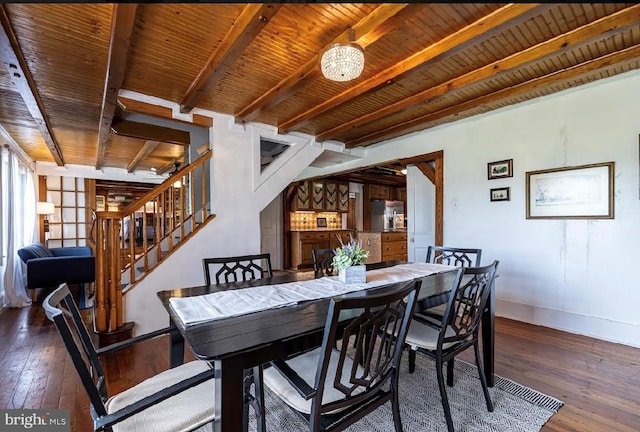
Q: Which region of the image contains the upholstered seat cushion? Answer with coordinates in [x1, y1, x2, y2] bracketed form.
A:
[105, 360, 215, 432]
[263, 347, 366, 415]
[405, 320, 457, 351]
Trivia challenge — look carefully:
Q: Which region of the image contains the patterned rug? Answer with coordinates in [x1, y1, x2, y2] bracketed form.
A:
[202, 354, 563, 432]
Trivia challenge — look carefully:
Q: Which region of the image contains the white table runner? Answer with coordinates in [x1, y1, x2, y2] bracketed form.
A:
[169, 262, 456, 326]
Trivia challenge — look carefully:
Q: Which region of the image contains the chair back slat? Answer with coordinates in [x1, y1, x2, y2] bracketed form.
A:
[427, 246, 482, 267]
[312, 248, 335, 276]
[43, 284, 109, 418]
[202, 253, 273, 285]
[441, 261, 498, 345]
[313, 279, 421, 415]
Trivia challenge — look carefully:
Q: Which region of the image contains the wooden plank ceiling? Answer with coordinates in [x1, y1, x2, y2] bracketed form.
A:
[0, 3, 638, 175]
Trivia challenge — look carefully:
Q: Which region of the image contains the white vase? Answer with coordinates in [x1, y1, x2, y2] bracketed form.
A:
[338, 265, 366, 284]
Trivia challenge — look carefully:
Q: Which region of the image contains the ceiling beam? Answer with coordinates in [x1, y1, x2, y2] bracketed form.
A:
[234, 3, 410, 124]
[156, 158, 182, 176]
[179, 4, 281, 113]
[0, 5, 64, 165]
[317, 4, 640, 142]
[95, 4, 138, 170]
[278, 3, 549, 134]
[347, 43, 640, 148]
[127, 140, 160, 173]
[111, 119, 190, 146]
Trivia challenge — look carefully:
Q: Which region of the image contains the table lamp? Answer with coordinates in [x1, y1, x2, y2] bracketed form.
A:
[36, 201, 55, 233]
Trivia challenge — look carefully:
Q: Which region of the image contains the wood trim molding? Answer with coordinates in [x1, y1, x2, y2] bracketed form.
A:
[117, 96, 213, 128]
[111, 119, 190, 146]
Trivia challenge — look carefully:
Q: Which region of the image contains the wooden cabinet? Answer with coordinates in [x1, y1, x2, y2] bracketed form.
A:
[293, 180, 349, 213]
[356, 231, 408, 264]
[311, 180, 324, 211]
[381, 232, 408, 262]
[369, 184, 392, 200]
[291, 180, 311, 211]
[291, 230, 354, 269]
[337, 183, 349, 212]
[396, 187, 407, 203]
[324, 182, 338, 211]
[292, 231, 329, 267]
[330, 230, 353, 249]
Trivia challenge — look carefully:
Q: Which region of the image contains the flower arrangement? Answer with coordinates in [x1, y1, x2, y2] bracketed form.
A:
[332, 234, 369, 271]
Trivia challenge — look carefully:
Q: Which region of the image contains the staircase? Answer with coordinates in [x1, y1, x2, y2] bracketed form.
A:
[93, 150, 213, 333]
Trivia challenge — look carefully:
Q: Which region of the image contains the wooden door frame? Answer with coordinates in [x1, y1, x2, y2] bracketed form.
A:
[402, 150, 443, 246]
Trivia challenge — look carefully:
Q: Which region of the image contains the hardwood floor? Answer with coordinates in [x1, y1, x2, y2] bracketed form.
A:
[1, 305, 638, 431]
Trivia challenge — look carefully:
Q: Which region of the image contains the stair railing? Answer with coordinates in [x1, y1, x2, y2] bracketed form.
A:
[94, 150, 212, 333]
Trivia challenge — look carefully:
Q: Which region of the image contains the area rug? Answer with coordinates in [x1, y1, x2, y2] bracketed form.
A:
[203, 354, 563, 432]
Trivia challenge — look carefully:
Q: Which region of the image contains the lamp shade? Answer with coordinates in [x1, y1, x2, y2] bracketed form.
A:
[36, 201, 55, 215]
[320, 43, 364, 82]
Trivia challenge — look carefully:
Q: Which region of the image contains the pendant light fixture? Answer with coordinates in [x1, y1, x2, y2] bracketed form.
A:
[320, 29, 364, 82]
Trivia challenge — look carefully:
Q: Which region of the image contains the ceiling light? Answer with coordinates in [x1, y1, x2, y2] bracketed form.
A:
[401, 168, 408, 175]
[320, 43, 364, 82]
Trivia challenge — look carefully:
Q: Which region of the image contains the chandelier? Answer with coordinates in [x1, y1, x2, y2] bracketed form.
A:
[320, 43, 364, 82]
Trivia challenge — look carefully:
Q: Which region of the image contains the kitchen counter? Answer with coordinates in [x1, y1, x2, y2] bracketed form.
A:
[289, 228, 355, 232]
[357, 229, 407, 233]
[357, 231, 408, 263]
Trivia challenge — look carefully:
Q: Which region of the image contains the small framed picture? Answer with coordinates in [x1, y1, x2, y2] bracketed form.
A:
[490, 187, 510, 202]
[488, 159, 513, 180]
[316, 217, 327, 228]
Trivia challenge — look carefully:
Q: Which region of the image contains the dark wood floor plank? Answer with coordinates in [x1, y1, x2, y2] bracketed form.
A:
[1, 306, 639, 432]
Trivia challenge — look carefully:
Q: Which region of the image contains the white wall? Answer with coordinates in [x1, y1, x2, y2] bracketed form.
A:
[301, 69, 640, 347]
[125, 114, 323, 334]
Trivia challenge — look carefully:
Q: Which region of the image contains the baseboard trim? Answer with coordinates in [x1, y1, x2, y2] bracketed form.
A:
[496, 298, 640, 348]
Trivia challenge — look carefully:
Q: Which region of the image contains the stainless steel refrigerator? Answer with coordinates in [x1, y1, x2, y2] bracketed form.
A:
[370, 199, 405, 231]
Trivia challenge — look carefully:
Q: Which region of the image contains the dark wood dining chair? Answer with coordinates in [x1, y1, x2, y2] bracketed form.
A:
[416, 245, 484, 334]
[263, 278, 422, 432]
[43, 283, 221, 432]
[426, 245, 482, 267]
[202, 252, 273, 285]
[201, 252, 273, 432]
[312, 248, 336, 276]
[405, 261, 499, 432]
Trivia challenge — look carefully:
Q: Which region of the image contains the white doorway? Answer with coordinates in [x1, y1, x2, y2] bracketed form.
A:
[407, 164, 435, 263]
[260, 194, 283, 270]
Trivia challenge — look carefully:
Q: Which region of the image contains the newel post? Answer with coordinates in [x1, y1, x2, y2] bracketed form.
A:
[94, 211, 129, 337]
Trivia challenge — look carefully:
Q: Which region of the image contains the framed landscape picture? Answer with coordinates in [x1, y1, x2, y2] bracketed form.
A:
[526, 162, 614, 219]
[488, 159, 513, 180]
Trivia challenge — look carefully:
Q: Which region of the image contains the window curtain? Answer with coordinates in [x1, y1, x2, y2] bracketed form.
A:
[0, 147, 36, 308]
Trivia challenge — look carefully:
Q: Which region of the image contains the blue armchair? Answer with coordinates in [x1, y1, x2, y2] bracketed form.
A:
[17, 243, 95, 291]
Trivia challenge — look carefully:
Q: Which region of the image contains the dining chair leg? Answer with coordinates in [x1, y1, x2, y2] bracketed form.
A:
[408, 347, 416, 373]
[242, 366, 266, 432]
[446, 359, 455, 386]
[253, 365, 267, 432]
[473, 341, 494, 412]
[391, 374, 404, 432]
[436, 356, 455, 432]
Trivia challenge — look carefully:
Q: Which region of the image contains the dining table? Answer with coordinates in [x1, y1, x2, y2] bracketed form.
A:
[157, 261, 495, 432]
